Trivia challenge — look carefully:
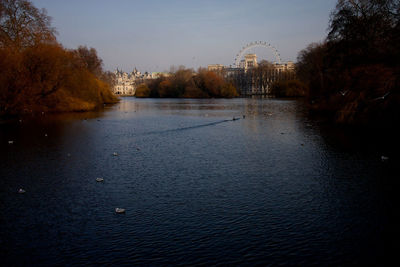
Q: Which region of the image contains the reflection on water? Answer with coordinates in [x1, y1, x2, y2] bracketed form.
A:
[0, 97, 399, 266]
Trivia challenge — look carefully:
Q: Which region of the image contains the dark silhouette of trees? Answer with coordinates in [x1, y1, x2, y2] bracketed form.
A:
[296, 0, 400, 126]
[296, 43, 329, 99]
[270, 80, 307, 97]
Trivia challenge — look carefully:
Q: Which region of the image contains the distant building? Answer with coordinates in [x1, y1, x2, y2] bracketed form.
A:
[207, 64, 225, 72]
[208, 54, 294, 73]
[151, 72, 170, 79]
[113, 69, 136, 95]
[207, 54, 296, 96]
[113, 68, 169, 95]
[275, 61, 295, 72]
[243, 54, 258, 69]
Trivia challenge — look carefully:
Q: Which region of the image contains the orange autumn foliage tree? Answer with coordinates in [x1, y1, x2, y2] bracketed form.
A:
[138, 67, 238, 98]
[0, 0, 117, 115]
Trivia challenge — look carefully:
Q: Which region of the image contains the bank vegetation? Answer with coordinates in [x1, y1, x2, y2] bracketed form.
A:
[296, 0, 400, 127]
[0, 0, 117, 116]
[135, 67, 238, 98]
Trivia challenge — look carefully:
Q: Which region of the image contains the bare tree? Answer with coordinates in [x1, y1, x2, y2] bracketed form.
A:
[75, 46, 103, 77]
[0, 0, 56, 49]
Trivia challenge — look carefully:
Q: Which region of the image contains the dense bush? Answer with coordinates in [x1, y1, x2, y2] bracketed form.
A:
[135, 84, 151, 98]
[270, 80, 307, 97]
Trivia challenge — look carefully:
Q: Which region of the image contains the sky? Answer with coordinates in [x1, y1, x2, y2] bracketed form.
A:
[32, 0, 337, 72]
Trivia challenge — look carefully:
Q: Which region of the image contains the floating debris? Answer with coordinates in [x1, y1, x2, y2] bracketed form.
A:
[113, 152, 118, 156]
[18, 188, 26, 194]
[301, 144, 304, 146]
[243, 115, 246, 119]
[115, 208, 125, 214]
[96, 177, 104, 182]
[8, 140, 14, 144]
[381, 155, 389, 162]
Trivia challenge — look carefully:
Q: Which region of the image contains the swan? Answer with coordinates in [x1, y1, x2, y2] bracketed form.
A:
[381, 155, 389, 161]
[96, 178, 104, 182]
[18, 188, 26, 194]
[113, 152, 118, 156]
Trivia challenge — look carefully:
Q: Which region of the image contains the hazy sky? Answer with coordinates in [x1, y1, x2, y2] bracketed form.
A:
[31, 0, 337, 72]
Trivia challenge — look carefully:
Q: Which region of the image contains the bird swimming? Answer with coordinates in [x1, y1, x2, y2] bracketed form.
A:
[115, 208, 125, 214]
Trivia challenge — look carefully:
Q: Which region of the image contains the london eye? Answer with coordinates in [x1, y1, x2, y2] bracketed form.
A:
[234, 41, 282, 68]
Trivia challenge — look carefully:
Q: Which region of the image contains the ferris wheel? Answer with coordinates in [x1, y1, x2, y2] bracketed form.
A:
[234, 41, 282, 67]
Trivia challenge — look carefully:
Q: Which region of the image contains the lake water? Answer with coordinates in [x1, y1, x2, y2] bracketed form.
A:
[1, 97, 399, 266]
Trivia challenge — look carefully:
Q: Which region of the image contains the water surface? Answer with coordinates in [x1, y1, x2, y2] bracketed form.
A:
[1, 98, 398, 266]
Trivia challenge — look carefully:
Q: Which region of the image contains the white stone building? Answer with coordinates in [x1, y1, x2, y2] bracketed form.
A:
[113, 69, 169, 96]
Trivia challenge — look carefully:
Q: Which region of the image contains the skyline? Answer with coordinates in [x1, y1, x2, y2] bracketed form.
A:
[32, 0, 337, 72]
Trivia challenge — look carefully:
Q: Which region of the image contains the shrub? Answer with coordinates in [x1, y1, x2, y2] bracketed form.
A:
[135, 84, 151, 98]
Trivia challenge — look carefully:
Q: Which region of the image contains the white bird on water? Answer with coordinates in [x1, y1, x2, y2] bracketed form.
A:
[381, 155, 389, 162]
[8, 140, 14, 144]
[96, 177, 104, 182]
[113, 152, 118, 156]
[18, 188, 26, 194]
[115, 208, 125, 214]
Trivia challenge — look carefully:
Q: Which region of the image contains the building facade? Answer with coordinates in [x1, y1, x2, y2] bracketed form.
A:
[208, 54, 294, 73]
[113, 69, 167, 96]
[208, 54, 296, 96]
